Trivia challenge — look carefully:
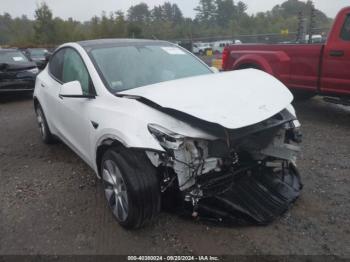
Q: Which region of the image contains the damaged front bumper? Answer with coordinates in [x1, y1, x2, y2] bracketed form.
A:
[194, 163, 302, 225]
[147, 108, 303, 225]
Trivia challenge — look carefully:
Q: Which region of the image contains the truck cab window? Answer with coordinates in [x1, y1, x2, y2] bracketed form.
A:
[340, 15, 350, 41]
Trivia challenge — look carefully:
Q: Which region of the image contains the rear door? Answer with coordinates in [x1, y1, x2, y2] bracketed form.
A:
[321, 12, 350, 95]
[37, 48, 66, 133]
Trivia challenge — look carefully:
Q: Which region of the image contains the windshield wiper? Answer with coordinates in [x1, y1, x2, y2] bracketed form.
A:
[115, 93, 141, 100]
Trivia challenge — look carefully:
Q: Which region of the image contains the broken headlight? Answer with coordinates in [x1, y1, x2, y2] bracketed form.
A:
[285, 120, 302, 143]
[148, 123, 185, 150]
[148, 123, 223, 192]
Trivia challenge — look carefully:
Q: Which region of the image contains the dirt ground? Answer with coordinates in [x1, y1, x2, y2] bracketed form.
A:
[0, 93, 349, 257]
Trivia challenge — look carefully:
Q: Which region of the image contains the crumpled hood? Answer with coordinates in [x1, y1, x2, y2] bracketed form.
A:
[120, 69, 293, 129]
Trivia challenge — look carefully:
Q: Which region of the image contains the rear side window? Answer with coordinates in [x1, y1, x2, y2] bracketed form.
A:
[49, 49, 66, 81]
[340, 15, 350, 41]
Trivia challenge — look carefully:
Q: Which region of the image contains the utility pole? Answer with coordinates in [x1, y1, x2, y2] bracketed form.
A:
[297, 11, 306, 43]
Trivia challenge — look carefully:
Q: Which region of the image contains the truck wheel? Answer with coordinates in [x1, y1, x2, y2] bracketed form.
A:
[293, 91, 316, 101]
[237, 64, 261, 70]
[101, 146, 161, 229]
[35, 105, 55, 144]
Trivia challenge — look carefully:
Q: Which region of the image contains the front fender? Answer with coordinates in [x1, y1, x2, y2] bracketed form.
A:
[91, 127, 165, 174]
[94, 128, 164, 152]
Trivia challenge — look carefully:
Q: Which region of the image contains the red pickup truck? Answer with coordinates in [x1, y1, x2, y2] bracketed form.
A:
[222, 7, 350, 104]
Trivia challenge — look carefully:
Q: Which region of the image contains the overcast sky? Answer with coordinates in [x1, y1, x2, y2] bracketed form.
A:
[1, 0, 348, 21]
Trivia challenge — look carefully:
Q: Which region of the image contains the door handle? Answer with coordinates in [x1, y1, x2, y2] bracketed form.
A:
[329, 50, 344, 57]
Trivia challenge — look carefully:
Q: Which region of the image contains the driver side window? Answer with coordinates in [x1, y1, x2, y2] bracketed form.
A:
[62, 48, 91, 94]
[340, 14, 350, 41]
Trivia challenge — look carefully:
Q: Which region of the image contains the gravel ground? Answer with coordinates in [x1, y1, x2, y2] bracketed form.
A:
[0, 93, 349, 257]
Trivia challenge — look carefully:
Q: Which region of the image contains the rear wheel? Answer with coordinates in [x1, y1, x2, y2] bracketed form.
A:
[101, 146, 161, 229]
[35, 105, 55, 144]
[237, 64, 261, 70]
[293, 91, 316, 101]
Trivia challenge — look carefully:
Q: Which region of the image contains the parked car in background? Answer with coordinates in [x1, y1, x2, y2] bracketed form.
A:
[222, 7, 350, 105]
[34, 39, 302, 229]
[0, 49, 39, 93]
[24, 48, 50, 70]
[303, 34, 324, 44]
[211, 40, 233, 54]
[192, 42, 212, 55]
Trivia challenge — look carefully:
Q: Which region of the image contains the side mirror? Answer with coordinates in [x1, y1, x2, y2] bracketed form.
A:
[0, 63, 8, 71]
[59, 81, 94, 99]
[59, 81, 83, 98]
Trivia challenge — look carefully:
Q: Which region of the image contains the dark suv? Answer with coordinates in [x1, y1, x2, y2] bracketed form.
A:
[0, 49, 39, 93]
[23, 48, 49, 69]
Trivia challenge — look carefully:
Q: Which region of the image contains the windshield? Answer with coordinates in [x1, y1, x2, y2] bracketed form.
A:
[90, 44, 212, 92]
[0, 51, 29, 63]
[29, 49, 48, 58]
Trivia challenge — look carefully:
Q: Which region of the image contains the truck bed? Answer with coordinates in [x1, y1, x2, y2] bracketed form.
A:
[223, 44, 324, 91]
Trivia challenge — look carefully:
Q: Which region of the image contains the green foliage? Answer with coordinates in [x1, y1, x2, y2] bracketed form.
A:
[237, 1, 248, 17]
[0, 0, 333, 47]
[127, 3, 150, 23]
[216, 0, 236, 28]
[34, 2, 55, 45]
[194, 0, 217, 25]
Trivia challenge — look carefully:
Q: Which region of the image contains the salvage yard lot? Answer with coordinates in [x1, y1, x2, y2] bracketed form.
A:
[0, 94, 349, 256]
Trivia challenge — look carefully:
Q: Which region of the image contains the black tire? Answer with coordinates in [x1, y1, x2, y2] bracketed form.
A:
[101, 146, 161, 229]
[35, 104, 55, 144]
[293, 91, 316, 101]
[237, 64, 261, 70]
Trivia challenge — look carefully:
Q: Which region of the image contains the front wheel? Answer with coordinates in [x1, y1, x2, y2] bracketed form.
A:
[101, 146, 161, 229]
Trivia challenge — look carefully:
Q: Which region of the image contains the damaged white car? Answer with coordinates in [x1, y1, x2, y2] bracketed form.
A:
[33, 39, 302, 229]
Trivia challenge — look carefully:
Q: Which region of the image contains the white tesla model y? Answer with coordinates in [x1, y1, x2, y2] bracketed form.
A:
[34, 39, 302, 229]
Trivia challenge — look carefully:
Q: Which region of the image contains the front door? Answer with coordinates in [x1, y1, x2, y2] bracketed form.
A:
[321, 12, 350, 96]
[57, 47, 96, 164]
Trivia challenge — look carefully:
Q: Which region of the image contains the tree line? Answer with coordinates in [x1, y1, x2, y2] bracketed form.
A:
[0, 0, 333, 47]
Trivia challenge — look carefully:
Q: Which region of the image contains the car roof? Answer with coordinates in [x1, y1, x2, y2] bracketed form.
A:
[0, 48, 21, 53]
[77, 38, 170, 49]
[27, 48, 48, 50]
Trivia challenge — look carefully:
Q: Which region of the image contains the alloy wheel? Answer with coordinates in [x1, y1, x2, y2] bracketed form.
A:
[36, 108, 46, 139]
[102, 159, 129, 222]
